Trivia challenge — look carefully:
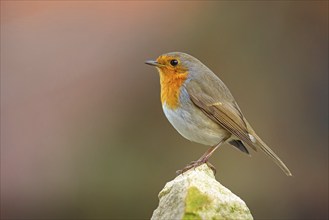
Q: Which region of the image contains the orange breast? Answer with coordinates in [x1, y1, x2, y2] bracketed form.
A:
[159, 70, 188, 110]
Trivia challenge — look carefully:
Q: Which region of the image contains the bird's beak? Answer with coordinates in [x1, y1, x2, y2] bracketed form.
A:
[145, 60, 163, 67]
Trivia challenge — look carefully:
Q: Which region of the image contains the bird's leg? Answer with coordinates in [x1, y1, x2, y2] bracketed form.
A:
[176, 140, 225, 175]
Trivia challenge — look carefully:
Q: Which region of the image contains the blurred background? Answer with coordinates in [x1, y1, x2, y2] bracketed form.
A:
[1, 1, 328, 219]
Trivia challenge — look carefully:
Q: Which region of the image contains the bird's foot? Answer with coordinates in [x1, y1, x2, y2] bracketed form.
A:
[176, 159, 216, 175]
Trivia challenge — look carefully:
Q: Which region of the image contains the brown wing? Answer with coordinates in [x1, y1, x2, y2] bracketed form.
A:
[186, 85, 257, 151]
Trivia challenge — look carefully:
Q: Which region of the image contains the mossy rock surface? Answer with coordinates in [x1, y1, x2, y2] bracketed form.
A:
[151, 164, 253, 220]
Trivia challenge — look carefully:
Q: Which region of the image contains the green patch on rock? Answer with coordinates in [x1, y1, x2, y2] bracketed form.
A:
[182, 212, 201, 220]
[182, 186, 211, 220]
[230, 204, 238, 213]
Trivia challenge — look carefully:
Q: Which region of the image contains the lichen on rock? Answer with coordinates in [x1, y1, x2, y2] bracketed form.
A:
[151, 164, 253, 220]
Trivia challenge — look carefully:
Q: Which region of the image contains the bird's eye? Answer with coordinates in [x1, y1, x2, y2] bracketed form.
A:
[170, 59, 178, 67]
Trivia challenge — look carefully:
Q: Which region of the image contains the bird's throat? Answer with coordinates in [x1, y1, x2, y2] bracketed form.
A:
[159, 70, 188, 110]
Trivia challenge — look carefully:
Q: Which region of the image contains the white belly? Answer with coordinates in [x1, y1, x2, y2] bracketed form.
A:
[162, 102, 230, 146]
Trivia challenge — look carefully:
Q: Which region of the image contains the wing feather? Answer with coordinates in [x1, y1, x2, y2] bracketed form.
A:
[187, 85, 257, 151]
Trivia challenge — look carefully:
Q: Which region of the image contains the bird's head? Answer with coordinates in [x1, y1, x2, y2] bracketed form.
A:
[145, 52, 202, 109]
[145, 52, 203, 77]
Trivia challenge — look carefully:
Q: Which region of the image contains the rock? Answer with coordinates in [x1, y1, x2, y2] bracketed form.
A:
[151, 164, 253, 220]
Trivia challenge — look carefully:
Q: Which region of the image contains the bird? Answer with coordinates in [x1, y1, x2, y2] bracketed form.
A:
[145, 52, 292, 176]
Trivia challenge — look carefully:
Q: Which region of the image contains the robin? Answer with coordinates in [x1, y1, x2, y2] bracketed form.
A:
[145, 52, 292, 176]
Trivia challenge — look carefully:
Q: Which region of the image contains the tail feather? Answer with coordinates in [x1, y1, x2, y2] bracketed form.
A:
[253, 133, 292, 176]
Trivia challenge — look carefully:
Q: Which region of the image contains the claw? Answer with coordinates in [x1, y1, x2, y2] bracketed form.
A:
[176, 160, 217, 175]
[176, 142, 224, 175]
